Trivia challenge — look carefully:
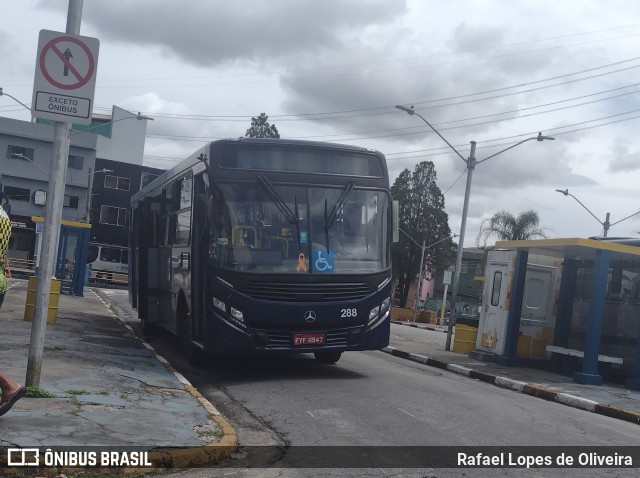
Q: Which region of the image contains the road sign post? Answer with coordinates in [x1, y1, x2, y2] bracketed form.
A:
[440, 270, 453, 325]
[26, 0, 99, 387]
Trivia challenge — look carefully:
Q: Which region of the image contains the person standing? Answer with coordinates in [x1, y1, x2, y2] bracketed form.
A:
[0, 201, 25, 417]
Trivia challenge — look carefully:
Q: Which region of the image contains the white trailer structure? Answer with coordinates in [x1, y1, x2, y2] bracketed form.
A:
[476, 248, 562, 359]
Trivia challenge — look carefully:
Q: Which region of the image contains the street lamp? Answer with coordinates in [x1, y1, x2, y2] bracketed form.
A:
[396, 104, 555, 351]
[399, 228, 457, 321]
[555, 188, 640, 238]
[10, 152, 49, 175]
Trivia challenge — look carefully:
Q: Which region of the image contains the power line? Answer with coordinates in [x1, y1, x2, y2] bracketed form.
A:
[87, 23, 640, 84]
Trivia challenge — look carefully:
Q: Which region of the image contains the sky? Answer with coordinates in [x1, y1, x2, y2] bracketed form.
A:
[2, 0, 640, 247]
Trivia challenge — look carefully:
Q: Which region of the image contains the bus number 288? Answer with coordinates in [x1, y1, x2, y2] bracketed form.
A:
[341, 308, 357, 318]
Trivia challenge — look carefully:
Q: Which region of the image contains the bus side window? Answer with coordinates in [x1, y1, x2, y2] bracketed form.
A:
[87, 245, 99, 263]
[101, 247, 121, 263]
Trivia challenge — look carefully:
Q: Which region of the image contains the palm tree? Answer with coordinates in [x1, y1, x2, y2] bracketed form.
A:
[477, 210, 548, 246]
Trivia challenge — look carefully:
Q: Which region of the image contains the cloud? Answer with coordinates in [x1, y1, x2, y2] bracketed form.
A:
[608, 137, 640, 172]
[81, 0, 407, 68]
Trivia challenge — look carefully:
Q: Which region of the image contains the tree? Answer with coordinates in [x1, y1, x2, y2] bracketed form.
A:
[245, 113, 280, 138]
[391, 161, 455, 308]
[477, 209, 548, 246]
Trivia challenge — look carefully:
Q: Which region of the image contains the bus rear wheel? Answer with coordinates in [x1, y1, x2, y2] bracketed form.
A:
[314, 351, 342, 364]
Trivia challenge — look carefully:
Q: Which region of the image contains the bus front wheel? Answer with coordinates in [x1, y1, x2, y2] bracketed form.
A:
[140, 313, 155, 338]
[314, 351, 342, 364]
[178, 309, 205, 367]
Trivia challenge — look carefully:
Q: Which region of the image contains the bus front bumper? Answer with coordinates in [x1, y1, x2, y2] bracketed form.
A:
[204, 308, 390, 355]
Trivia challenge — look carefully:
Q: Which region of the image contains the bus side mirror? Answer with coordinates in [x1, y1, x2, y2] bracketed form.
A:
[392, 200, 399, 243]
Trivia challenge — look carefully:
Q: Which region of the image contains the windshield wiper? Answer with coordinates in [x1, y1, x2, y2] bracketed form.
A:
[258, 175, 303, 254]
[323, 181, 354, 253]
[258, 175, 298, 225]
[325, 181, 354, 230]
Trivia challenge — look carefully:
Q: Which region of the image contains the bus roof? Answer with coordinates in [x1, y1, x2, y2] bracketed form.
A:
[132, 138, 387, 204]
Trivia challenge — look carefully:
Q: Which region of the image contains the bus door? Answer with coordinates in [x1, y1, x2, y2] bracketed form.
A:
[189, 173, 208, 343]
[167, 175, 193, 336]
[142, 192, 172, 330]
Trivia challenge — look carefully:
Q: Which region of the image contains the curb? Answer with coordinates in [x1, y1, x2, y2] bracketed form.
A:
[92, 289, 239, 468]
[382, 346, 640, 426]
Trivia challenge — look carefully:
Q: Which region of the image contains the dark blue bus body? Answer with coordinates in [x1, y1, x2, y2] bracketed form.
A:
[130, 138, 393, 364]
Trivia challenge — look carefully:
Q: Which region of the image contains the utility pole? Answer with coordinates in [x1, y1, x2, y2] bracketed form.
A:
[86, 167, 92, 223]
[445, 141, 476, 351]
[412, 240, 426, 322]
[26, 0, 84, 387]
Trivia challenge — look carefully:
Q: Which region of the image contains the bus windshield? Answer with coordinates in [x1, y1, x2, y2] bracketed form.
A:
[209, 181, 389, 273]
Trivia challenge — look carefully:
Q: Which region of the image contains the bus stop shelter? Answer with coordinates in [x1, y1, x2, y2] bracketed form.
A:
[494, 238, 640, 390]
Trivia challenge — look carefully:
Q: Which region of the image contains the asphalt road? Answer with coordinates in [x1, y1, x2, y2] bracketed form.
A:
[100, 289, 640, 477]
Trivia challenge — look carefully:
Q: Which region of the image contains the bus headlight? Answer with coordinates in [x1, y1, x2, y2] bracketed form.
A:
[369, 297, 391, 326]
[213, 297, 226, 312]
[230, 307, 244, 324]
[368, 305, 382, 326]
[381, 297, 391, 312]
[368, 306, 380, 323]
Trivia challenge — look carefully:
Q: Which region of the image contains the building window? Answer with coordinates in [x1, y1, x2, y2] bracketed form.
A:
[63, 195, 79, 208]
[104, 175, 131, 191]
[68, 155, 84, 170]
[99, 205, 127, 226]
[140, 172, 159, 189]
[461, 261, 469, 274]
[7, 145, 35, 161]
[3, 186, 31, 202]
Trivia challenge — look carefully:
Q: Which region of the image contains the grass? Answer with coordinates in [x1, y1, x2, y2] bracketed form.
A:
[66, 389, 91, 395]
[24, 385, 57, 398]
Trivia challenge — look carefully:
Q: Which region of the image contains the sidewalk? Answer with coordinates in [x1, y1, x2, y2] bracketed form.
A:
[0, 278, 237, 472]
[386, 319, 640, 426]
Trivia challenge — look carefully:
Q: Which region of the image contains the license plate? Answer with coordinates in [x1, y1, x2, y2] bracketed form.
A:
[293, 333, 326, 346]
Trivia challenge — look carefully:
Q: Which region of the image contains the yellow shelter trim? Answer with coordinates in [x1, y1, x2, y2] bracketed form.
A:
[31, 216, 92, 229]
[495, 237, 640, 259]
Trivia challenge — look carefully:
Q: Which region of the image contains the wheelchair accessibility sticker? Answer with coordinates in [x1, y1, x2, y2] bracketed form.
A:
[312, 248, 334, 273]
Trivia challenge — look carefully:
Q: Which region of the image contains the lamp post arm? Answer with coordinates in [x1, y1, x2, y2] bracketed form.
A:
[395, 105, 467, 163]
[70, 113, 153, 136]
[399, 228, 457, 249]
[476, 137, 536, 165]
[566, 193, 604, 227]
[609, 209, 640, 227]
[411, 111, 468, 164]
[0, 88, 32, 113]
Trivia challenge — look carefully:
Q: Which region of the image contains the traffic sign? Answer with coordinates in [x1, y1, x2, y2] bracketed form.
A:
[443, 270, 453, 285]
[31, 30, 100, 125]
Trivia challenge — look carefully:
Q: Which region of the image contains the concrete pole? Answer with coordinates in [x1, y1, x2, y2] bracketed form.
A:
[603, 212, 610, 237]
[86, 167, 93, 222]
[26, 0, 83, 387]
[412, 240, 426, 322]
[440, 283, 449, 325]
[445, 141, 476, 351]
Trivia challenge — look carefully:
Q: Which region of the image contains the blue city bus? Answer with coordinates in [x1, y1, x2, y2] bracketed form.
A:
[129, 138, 397, 364]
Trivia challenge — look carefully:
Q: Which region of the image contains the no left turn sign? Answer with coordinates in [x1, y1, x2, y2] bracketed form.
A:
[32, 30, 100, 125]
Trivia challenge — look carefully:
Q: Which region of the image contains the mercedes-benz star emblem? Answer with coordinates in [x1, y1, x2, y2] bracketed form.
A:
[304, 310, 317, 323]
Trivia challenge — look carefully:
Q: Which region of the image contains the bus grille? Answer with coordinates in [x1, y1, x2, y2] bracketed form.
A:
[240, 282, 373, 302]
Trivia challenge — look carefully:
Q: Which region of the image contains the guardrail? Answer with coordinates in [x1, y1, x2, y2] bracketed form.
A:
[6, 257, 36, 277]
[6, 259, 128, 286]
[88, 267, 128, 285]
